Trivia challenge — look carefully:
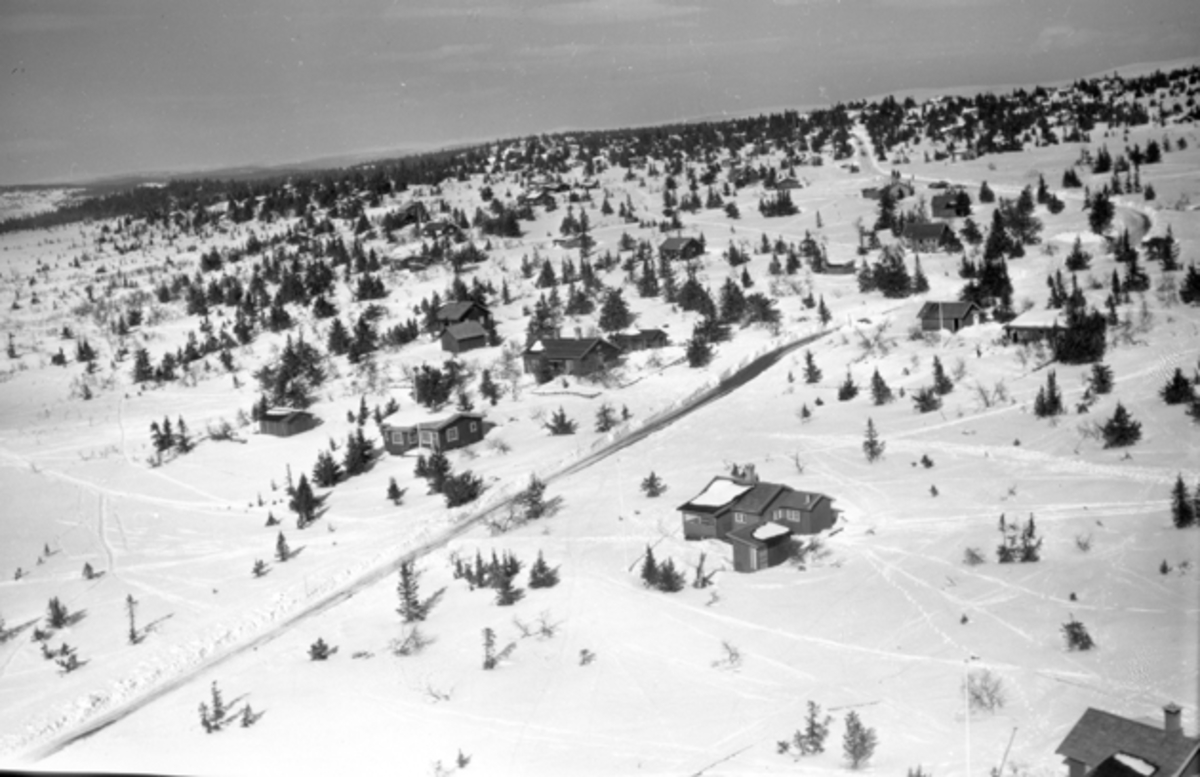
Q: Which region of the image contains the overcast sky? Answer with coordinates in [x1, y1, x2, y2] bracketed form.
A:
[1, 0, 1196, 186]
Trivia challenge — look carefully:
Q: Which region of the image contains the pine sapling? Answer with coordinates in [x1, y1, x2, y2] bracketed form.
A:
[842, 710, 878, 769]
[641, 471, 666, 497]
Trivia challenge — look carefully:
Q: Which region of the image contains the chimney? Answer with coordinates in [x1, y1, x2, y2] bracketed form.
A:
[744, 464, 758, 484]
[574, 326, 582, 340]
[1164, 703, 1182, 736]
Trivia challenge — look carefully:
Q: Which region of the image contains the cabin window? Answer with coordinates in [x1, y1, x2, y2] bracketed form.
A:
[733, 512, 748, 524]
[447, 427, 459, 443]
[779, 508, 802, 523]
[391, 431, 404, 445]
[469, 422, 478, 433]
[419, 430, 434, 445]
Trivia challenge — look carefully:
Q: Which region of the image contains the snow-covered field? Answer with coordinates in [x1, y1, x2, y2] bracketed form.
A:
[0, 82, 1198, 776]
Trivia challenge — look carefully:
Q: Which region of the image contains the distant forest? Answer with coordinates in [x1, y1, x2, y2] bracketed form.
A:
[2, 64, 1196, 236]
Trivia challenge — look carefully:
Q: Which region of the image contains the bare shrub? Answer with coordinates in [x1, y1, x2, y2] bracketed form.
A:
[1074, 534, 1092, 553]
[964, 668, 1006, 713]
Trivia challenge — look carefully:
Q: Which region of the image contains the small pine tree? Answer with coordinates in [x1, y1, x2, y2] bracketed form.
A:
[309, 638, 332, 660]
[595, 403, 617, 432]
[869, 369, 893, 405]
[275, 531, 290, 562]
[1170, 474, 1196, 528]
[803, 350, 822, 384]
[1062, 616, 1095, 651]
[125, 594, 139, 645]
[817, 296, 832, 326]
[931, 356, 954, 395]
[842, 710, 878, 769]
[396, 561, 430, 623]
[1034, 370, 1064, 418]
[529, 552, 560, 588]
[545, 406, 577, 435]
[796, 700, 833, 754]
[252, 559, 267, 578]
[1161, 368, 1195, 405]
[837, 371, 859, 401]
[386, 477, 405, 505]
[1088, 363, 1114, 395]
[655, 558, 685, 592]
[1100, 402, 1142, 448]
[640, 546, 659, 589]
[494, 572, 525, 606]
[641, 471, 666, 497]
[46, 597, 69, 629]
[863, 418, 885, 463]
[686, 333, 713, 368]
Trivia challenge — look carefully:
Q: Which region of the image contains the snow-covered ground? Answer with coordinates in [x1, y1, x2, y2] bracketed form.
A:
[0, 99, 1197, 776]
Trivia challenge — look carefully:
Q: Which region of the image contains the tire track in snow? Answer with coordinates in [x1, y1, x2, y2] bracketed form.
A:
[13, 329, 834, 764]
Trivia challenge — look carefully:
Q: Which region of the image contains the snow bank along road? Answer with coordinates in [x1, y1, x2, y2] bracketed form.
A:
[18, 329, 831, 763]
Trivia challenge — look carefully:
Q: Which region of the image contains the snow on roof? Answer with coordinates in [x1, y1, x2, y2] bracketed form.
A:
[1114, 754, 1157, 777]
[752, 522, 790, 541]
[527, 339, 544, 352]
[686, 478, 752, 508]
[1005, 308, 1065, 328]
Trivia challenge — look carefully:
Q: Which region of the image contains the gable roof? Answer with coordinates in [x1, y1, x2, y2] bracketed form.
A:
[1056, 708, 1200, 777]
[727, 521, 791, 547]
[728, 483, 787, 515]
[1004, 308, 1065, 330]
[770, 489, 830, 512]
[903, 222, 951, 241]
[262, 407, 312, 423]
[524, 337, 617, 360]
[660, 236, 701, 252]
[931, 193, 959, 208]
[445, 321, 487, 341]
[436, 301, 487, 323]
[918, 301, 980, 320]
[381, 410, 485, 433]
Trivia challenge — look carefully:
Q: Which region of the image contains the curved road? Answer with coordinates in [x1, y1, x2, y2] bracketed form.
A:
[21, 327, 830, 763]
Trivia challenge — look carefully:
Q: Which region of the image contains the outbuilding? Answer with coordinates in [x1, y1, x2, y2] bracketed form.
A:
[379, 411, 487, 455]
[259, 407, 318, 438]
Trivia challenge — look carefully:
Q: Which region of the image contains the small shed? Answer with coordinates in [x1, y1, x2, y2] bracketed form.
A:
[917, 301, 983, 333]
[1004, 309, 1065, 344]
[659, 236, 704, 261]
[259, 407, 317, 438]
[441, 321, 488, 354]
[727, 522, 793, 573]
[379, 411, 487, 455]
[611, 328, 669, 352]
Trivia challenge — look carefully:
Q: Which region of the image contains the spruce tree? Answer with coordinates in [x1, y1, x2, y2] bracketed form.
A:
[275, 531, 290, 562]
[932, 356, 954, 395]
[655, 558, 685, 592]
[640, 546, 659, 588]
[685, 333, 713, 368]
[1101, 402, 1142, 448]
[529, 552, 560, 588]
[1160, 368, 1195, 405]
[803, 350, 822, 384]
[290, 474, 317, 528]
[843, 711, 878, 769]
[1170, 475, 1196, 528]
[493, 572, 524, 606]
[1034, 370, 1064, 417]
[312, 449, 340, 488]
[817, 296, 832, 327]
[425, 451, 451, 493]
[595, 403, 617, 432]
[863, 418, 885, 463]
[641, 471, 666, 497]
[545, 406, 577, 435]
[870, 369, 893, 405]
[479, 369, 501, 406]
[396, 561, 427, 622]
[912, 256, 929, 294]
[837, 371, 859, 401]
[598, 289, 633, 333]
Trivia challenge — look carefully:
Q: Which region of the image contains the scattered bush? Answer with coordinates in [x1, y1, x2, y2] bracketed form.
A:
[1062, 616, 1095, 651]
[309, 638, 334, 660]
[964, 668, 1006, 713]
[843, 710, 878, 769]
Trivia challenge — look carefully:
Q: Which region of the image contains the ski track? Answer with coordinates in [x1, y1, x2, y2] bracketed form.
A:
[7, 331, 834, 763]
